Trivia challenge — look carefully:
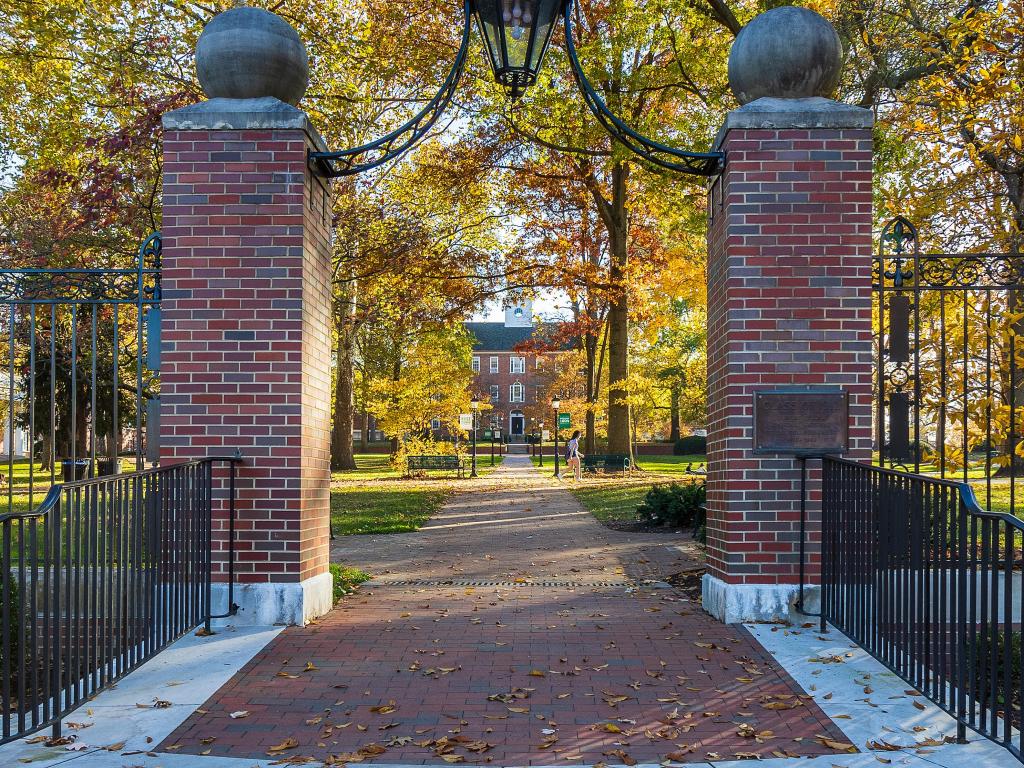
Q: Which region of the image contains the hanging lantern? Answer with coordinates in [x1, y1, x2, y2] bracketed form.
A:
[472, 0, 564, 98]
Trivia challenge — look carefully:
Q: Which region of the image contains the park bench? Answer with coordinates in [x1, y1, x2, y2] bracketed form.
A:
[579, 454, 632, 475]
[407, 454, 466, 478]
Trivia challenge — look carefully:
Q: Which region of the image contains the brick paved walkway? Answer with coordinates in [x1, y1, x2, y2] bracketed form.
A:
[162, 457, 850, 764]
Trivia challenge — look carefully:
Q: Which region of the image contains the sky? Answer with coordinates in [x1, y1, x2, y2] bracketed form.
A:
[471, 291, 564, 322]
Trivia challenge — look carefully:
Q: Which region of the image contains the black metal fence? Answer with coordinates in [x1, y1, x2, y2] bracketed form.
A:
[822, 456, 1023, 760]
[0, 455, 240, 745]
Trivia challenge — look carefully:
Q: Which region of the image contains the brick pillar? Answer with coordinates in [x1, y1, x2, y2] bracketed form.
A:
[702, 98, 874, 623]
[160, 98, 333, 625]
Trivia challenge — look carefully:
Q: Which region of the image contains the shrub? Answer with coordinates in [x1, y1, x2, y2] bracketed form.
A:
[693, 505, 708, 545]
[637, 481, 706, 529]
[674, 435, 707, 455]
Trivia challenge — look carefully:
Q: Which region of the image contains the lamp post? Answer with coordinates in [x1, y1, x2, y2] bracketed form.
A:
[470, 395, 480, 477]
[538, 421, 544, 467]
[552, 396, 561, 478]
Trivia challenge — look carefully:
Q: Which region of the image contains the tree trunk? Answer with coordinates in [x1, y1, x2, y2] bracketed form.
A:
[605, 166, 631, 457]
[584, 328, 598, 454]
[361, 409, 369, 453]
[389, 355, 402, 456]
[670, 384, 681, 442]
[330, 288, 357, 471]
[580, 160, 630, 458]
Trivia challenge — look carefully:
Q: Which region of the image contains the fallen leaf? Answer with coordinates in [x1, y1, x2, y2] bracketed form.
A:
[268, 738, 299, 755]
[816, 735, 856, 753]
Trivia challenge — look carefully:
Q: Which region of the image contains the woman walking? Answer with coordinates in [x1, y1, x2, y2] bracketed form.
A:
[565, 430, 583, 481]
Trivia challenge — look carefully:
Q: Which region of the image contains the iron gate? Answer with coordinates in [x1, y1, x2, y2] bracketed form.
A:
[0, 233, 162, 516]
[0, 234, 245, 745]
[875, 216, 1024, 518]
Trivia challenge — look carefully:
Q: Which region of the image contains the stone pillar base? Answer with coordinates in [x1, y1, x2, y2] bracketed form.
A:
[702, 574, 820, 624]
[211, 573, 333, 627]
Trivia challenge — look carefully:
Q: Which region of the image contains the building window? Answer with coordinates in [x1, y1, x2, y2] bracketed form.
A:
[510, 382, 524, 403]
[431, 418, 441, 430]
[489, 356, 499, 373]
[510, 356, 525, 374]
[472, 356, 480, 373]
[490, 384, 500, 402]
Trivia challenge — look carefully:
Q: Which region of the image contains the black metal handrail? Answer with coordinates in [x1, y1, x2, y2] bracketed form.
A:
[822, 456, 1024, 762]
[1, 455, 242, 745]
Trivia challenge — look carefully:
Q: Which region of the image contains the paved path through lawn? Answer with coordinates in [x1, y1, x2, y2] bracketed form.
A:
[162, 456, 849, 764]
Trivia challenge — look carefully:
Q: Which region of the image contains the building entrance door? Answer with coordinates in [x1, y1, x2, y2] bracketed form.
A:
[510, 412, 525, 436]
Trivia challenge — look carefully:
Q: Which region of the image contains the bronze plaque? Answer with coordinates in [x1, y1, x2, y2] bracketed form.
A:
[753, 388, 849, 455]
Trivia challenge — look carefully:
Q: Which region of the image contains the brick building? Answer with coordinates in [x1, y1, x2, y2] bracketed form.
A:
[465, 301, 552, 441]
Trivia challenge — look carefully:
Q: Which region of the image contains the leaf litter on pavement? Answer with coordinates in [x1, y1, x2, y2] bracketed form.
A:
[152, 467, 865, 764]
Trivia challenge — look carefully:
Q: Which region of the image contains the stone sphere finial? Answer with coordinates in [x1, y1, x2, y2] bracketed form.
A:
[727, 7, 843, 105]
[196, 6, 309, 105]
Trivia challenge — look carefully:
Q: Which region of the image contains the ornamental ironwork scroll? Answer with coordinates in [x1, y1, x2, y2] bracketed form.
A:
[308, 1, 472, 178]
[309, 0, 725, 179]
[561, 3, 723, 176]
[0, 233, 161, 305]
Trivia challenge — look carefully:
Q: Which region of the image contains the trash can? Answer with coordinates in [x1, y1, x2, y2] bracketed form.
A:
[61, 459, 92, 482]
[97, 458, 123, 477]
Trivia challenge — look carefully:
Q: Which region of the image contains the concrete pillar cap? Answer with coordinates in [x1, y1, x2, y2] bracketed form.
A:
[728, 7, 843, 105]
[196, 5, 309, 106]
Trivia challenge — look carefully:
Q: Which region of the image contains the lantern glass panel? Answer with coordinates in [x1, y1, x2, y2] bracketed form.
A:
[472, 0, 563, 94]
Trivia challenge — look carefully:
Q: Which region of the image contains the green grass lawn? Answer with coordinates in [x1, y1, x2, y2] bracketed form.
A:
[330, 486, 449, 535]
[527, 453, 706, 527]
[631, 454, 706, 473]
[329, 453, 501, 537]
[572, 482, 661, 526]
